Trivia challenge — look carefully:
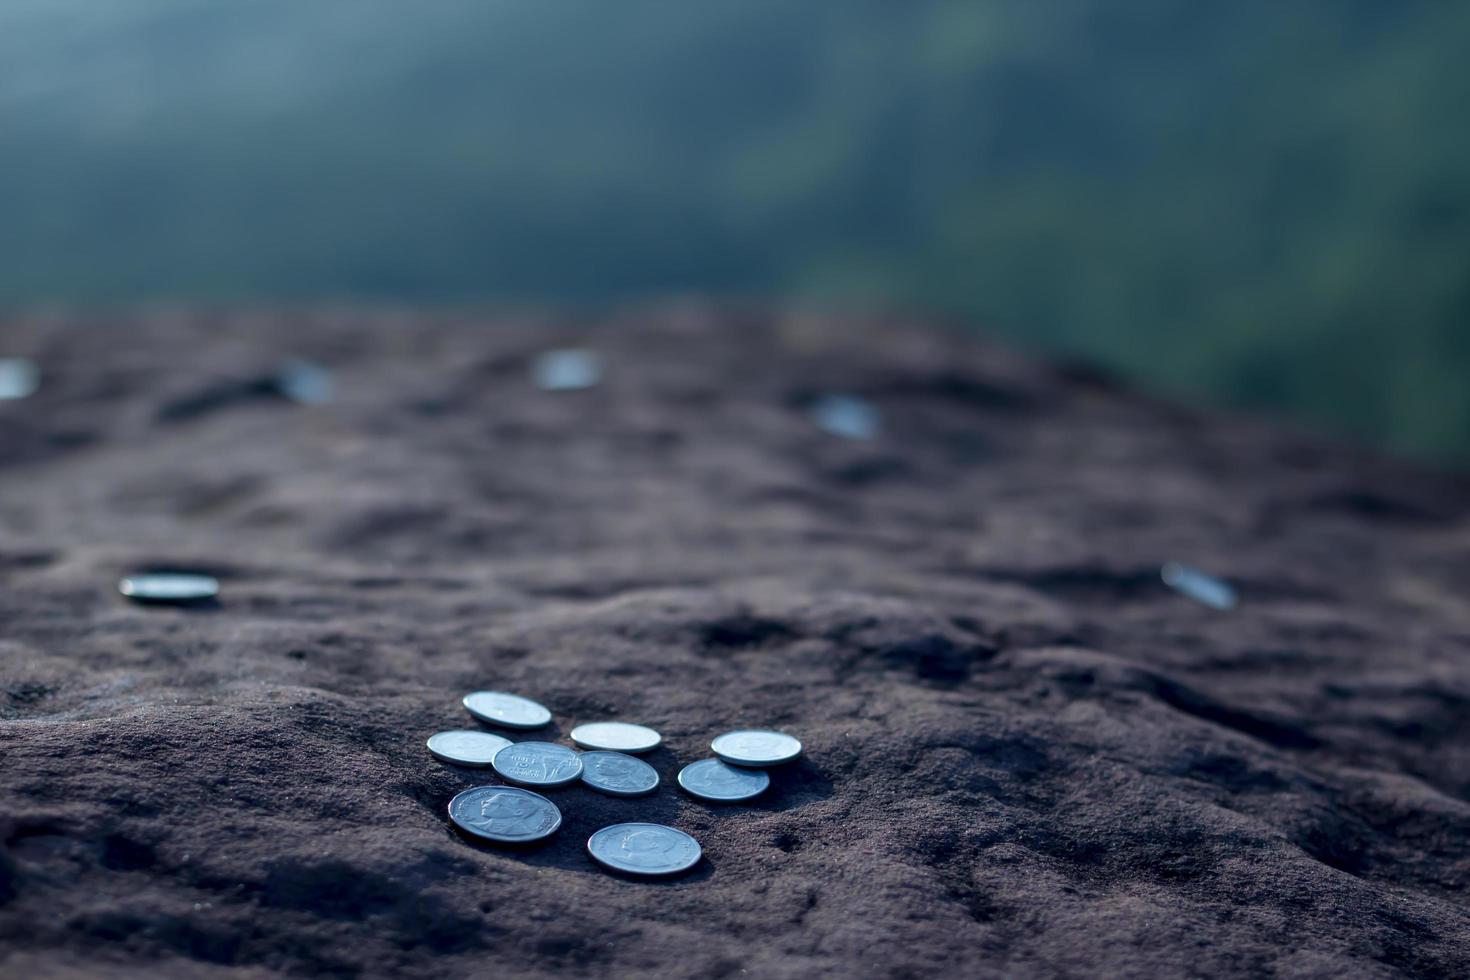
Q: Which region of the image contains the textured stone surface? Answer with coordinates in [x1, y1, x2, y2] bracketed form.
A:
[1, 307, 1469, 978]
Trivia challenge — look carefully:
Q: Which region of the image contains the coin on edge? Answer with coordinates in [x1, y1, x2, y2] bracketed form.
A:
[677, 758, 770, 802]
[710, 729, 802, 767]
[118, 572, 220, 606]
[427, 730, 513, 767]
[462, 691, 552, 730]
[448, 785, 561, 844]
[569, 721, 661, 754]
[492, 741, 584, 788]
[580, 751, 660, 797]
[587, 823, 701, 877]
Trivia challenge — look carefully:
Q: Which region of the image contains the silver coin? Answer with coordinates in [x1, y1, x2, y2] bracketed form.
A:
[118, 572, 220, 605]
[811, 393, 879, 440]
[492, 741, 583, 788]
[569, 721, 661, 754]
[677, 758, 770, 802]
[448, 785, 561, 844]
[532, 349, 601, 391]
[1162, 561, 1238, 611]
[0, 358, 40, 400]
[426, 730, 513, 767]
[710, 729, 802, 767]
[587, 823, 701, 877]
[462, 691, 552, 730]
[580, 751, 660, 797]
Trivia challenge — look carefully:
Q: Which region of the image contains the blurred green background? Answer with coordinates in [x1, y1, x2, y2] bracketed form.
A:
[3, 1, 1468, 462]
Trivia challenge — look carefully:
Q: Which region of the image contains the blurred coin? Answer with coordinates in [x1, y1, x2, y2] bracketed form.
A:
[0, 359, 39, 400]
[448, 785, 561, 844]
[580, 751, 660, 797]
[569, 721, 661, 754]
[677, 758, 770, 802]
[426, 730, 512, 767]
[492, 741, 583, 788]
[118, 572, 220, 606]
[533, 349, 601, 391]
[711, 729, 802, 767]
[274, 358, 333, 405]
[811, 394, 879, 440]
[587, 823, 700, 877]
[1162, 561, 1238, 611]
[462, 691, 552, 730]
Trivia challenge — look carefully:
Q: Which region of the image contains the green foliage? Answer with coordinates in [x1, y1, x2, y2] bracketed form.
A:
[1, 1, 1466, 460]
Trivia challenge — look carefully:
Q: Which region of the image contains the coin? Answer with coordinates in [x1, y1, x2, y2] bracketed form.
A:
[492, 741, 583, 788]
[1162, 561, 1238, 611]
[710, 729, 802, 767]
[532, 349, 601, 391]
[569, 721, 661, 754]
[811, 393, 879, 440]
[462, 691, 552, 730]
[677, 758, 770, 802]
[426, 730, 513, 767]
[587, 823, 701, 877]
[448, 785, 561, 844]
[0, 358, 40, 400]
[580, 751, 660, 797]
[118, 572, 220, 606]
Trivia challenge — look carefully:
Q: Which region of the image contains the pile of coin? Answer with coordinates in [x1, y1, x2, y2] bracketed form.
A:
[429, 690, 802, 878]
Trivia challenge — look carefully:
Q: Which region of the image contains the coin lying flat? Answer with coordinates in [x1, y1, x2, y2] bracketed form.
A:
[118, 573, 220, 606]
[569, 722, 661, 754]
[587, 823, 701, 877]
[580, 751, 660, 797]
[426, 730, 513, 767]
[492, 741, 583, 788]
[0, 358, 40, 400]
[677, 758, 770, 802]
[710, 730, 802, 767]
[462, 691, 552, 730]
[1162, 561, 1238, 611]
[448, 785, 561, 844]
[532, 349, 601, 391]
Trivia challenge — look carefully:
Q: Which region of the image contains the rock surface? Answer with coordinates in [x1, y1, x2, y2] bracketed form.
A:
[1, 307, 1468, 978]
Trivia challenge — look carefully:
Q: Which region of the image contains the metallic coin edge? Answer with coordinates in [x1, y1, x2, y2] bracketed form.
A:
[461, 691, 552, 730]
[579, 752, 661, 797]
[447, 786, 562, 843]
[426, 731, 510, 767]
[117, 575, 220, 604]
[586, 823, 701, 876]
[709, 730, 803, 767]
[568, 723, 662, 753]
[676, 760, 770, 801]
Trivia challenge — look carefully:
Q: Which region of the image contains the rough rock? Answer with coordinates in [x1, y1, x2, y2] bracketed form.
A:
[1, 306, 1468, 978]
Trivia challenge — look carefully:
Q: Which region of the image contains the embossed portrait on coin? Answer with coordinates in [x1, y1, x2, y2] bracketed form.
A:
[619, 829, 678, 868]
[471, 790, 540, 832]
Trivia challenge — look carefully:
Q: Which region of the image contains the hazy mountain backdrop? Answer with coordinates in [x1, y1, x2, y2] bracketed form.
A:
[2, 1, 1468, 460]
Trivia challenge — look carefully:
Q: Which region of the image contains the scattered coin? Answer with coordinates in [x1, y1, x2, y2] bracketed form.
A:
[811, 393, 879, 440]
[1162, 561, 1238, 611]
[462, 691, 552, 730]
[426, 730, 513, 767]
[117, 572, 220, 606]
[580, 751, 660, 797]
[274, 358, 333, 405]
[569, 721, 661, 754]
[0, 358, 39, 400]
[532, 349, 601, 391]
[448, 785, 562, 844]
[587, 823, 701, 877]
[677, 758, 770, 802]
[492, 741, 584, 788]
[711, 730, 802, 767]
